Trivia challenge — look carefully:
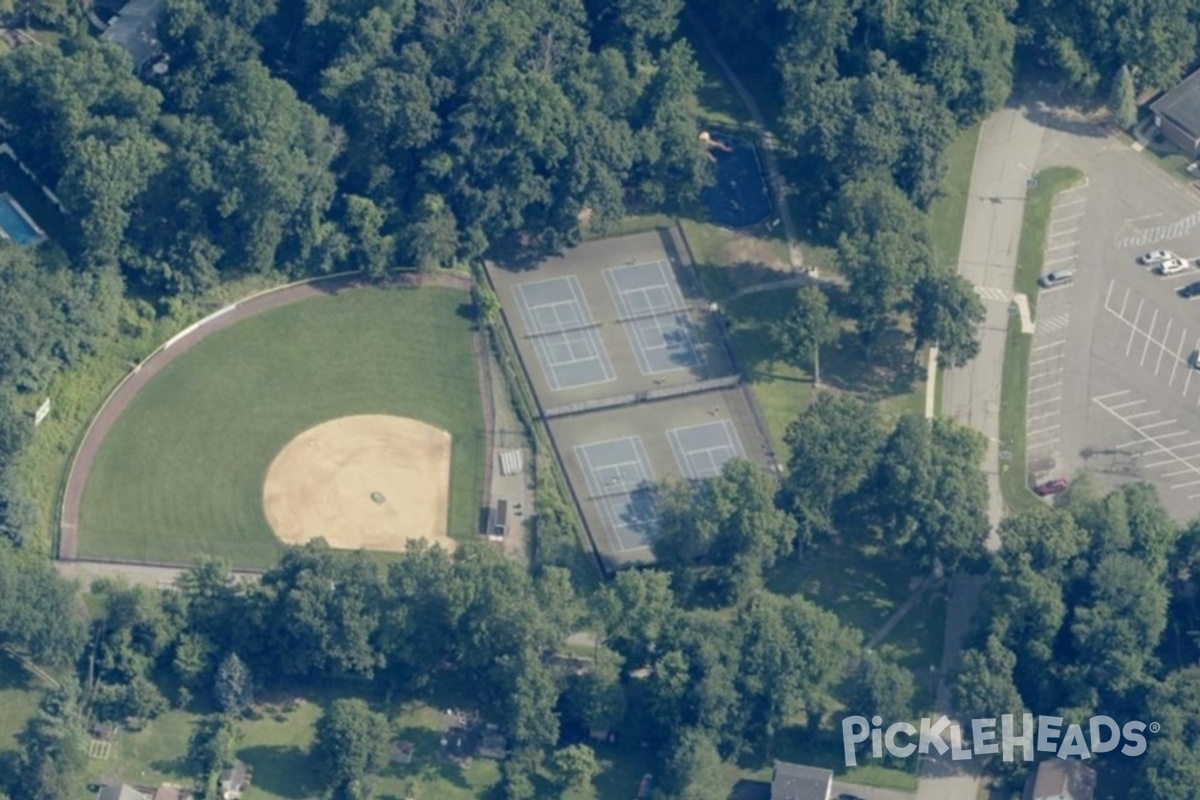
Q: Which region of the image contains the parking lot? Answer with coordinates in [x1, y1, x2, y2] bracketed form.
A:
[1022, 134, 1200, 520]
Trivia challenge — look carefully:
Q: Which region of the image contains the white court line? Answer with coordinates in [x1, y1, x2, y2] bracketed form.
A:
[1028, 396, 1062, 409]
[1033, 340, 1067, 352]
[1140, 309, 1159, 366]
[1156, 318, 1173, 375]
[1126, 299, 1144, 356]
[1093, 389, 1131, 402]
[1093, 397, 1200, 487]
[1028, 382, 1064, 394]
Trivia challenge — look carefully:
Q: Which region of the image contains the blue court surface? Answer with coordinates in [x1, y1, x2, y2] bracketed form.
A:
[513, 276, 615, 390]
[668, 420, 746, 480]
[702, 134, 773, 228]
[605, 261, 703, 375]
[0, 193, 45, 246]
[575, 436, 658, 552]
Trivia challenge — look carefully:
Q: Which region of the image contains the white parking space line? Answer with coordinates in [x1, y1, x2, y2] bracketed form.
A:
[1029, 356, 1060, 369]
[1028, 425, 1061, 437]
[1029, 410, 1060, 423]
[1028, 396, 1062, 409]
[1052, 212, 1086, 223]
[1125, 411, 1161, 421]
[1139, 420, 1178, 430]
[1156, 319, 1173, 375]
[1169, 327, 1188, 386]
[1140, 309, 1159, 366]
[1046, 255, 1078, 266]
[1054, 197, 1088, 209]
[1029, 438, 1060, 449]
[1029, 382, 1063, 394]
[1126, 299, 1144, 356]
[1094, 389, 1131, 402]
[1046, 241, 1077, 252]
[1116, 431, 1190, 448]
[1093, 396, 1200, 490]
[1032, 340, 1066, 352]
[1108, 399, 1145, 410]
[1050, 227, 1079, 237]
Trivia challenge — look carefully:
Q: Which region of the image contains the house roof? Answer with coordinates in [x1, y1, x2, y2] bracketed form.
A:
[1030, 759, 1097, 800]
[151, 785, 187, 800]
[219, 759, 248, 788]
[100, 0, 166, 69]
[771, 761, 832, 800]
[1151, 67, 1200, 140]
[96, 784, 149, 800]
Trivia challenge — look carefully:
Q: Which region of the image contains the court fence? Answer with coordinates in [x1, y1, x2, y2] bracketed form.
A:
[542, 374, 742, 419]
[473, 267, 608, 581]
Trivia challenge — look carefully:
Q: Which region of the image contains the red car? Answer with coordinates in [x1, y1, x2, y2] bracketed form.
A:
[1033, 478, 1069, 496]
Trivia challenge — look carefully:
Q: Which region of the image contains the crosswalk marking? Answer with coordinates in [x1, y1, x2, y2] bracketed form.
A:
[975, 286, 1010, 302]
[1116, 210, 1200, 249]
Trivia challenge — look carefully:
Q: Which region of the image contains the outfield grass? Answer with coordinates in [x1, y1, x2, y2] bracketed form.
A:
[999, 167, 1086, 515]
[78, 286, 484, 568]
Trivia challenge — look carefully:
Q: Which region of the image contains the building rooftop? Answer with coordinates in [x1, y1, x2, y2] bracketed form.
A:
[1028, 759, 1096, 800]
[771, 761, 832, 800]
[101, 0, 166, 70]
[1151, 68, 1200, 140]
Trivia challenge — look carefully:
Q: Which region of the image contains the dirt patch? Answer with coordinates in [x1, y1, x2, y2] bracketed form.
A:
[718, 233, 790, 272]
[263, 415, 454, 553]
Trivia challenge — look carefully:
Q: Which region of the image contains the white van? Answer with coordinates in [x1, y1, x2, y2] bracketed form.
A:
[1038, 269, 1075, 288]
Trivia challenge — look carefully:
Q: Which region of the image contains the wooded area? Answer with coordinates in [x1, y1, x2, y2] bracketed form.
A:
[2, 0, 1200, 797]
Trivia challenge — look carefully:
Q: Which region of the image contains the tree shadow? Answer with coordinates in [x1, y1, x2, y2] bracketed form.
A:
[387, 725, 475, 791]
[816, 328, 918, 402]
[729, 778, 772, 800]
[237, 745, 318, 799]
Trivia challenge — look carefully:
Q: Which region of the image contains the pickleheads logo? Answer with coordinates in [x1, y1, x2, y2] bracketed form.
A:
[841, 714, 1156, 766]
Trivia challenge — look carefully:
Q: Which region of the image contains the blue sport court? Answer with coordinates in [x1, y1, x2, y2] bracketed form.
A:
[513, 276, 616, 391]
[702, 134, 773, 229]
[604, 261, 703, 375]
[668, 420, 746, 480]
[575, 436, 658, 552]
[0, 193, 46, 246]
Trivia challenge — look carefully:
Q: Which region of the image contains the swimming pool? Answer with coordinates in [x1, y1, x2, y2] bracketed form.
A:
[0, 193, 45, 246]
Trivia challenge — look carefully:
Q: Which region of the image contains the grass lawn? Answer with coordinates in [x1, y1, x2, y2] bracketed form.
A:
[0, 651, 42, 764]
[78, 285, 485, 568]
[999, 167, 1085, 514]
[721, 289, 927, 463]
[929, 123, 982, 270]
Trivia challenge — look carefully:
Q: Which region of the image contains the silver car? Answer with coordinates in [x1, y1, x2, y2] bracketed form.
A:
[1038, 269, 1076, 288]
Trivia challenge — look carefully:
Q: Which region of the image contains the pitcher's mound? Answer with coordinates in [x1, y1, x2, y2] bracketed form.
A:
[263, 415, 454, 553]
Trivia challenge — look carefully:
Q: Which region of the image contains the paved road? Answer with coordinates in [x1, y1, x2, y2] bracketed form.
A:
[921, 103, 1048, 800]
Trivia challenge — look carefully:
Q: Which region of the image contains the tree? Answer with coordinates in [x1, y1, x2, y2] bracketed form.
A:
[659, 728, 724, 800]
[551, 744, 599, 791]
[952, 636, 1025, 721]
[598, 568, 679, 666]
[313, 699, 392, 799]
[1110, 64, 1137, 129]
[913, 273, 985, 368]
[214, 653, 253, 716]
[782, 393, 886, 542]
[850, 652, 917, 723]
[187, 714, 240, 790]
[15, 685, 87, 800]
[773, 284, 838, 384]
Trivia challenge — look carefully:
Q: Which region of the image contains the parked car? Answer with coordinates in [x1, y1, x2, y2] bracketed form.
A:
[1034, 478, 1069, 496]
[1180, 281, 1200, 299]
[1159, 257, 1190, 275]
[1038, 269, 1075, 288]
[837, 795, 867, 800]
[1139, 250, 1176, 264]
[1191, 350, 1200, 370]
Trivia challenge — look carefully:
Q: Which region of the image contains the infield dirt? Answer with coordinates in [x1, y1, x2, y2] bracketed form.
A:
[262, 415, 455, 553]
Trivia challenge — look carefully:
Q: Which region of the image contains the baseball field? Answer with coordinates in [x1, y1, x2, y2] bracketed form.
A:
[75, 285, 484, 568]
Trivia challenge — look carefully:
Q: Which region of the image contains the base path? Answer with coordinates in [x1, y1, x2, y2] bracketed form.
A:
[57, 271, 471, 562]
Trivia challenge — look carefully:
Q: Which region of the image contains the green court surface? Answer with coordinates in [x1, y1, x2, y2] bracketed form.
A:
[78, 286, 484, 568]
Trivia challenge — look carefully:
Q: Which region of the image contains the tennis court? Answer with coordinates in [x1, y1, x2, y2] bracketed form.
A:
[512, 276, 616, 390]
[574, 436, 658, 553]
[605, 261, 704, 374]
[668, 420, 746, 479]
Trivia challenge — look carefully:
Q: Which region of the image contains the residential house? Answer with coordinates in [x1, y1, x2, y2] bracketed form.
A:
[219, 759, 251, 798]
[1024, 759, 1097, 800]
[96, 784, 149, 800]
[1150, 68, 1200, 155]
[770, 761, 833, 800]
[100, 0, 167, 73]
